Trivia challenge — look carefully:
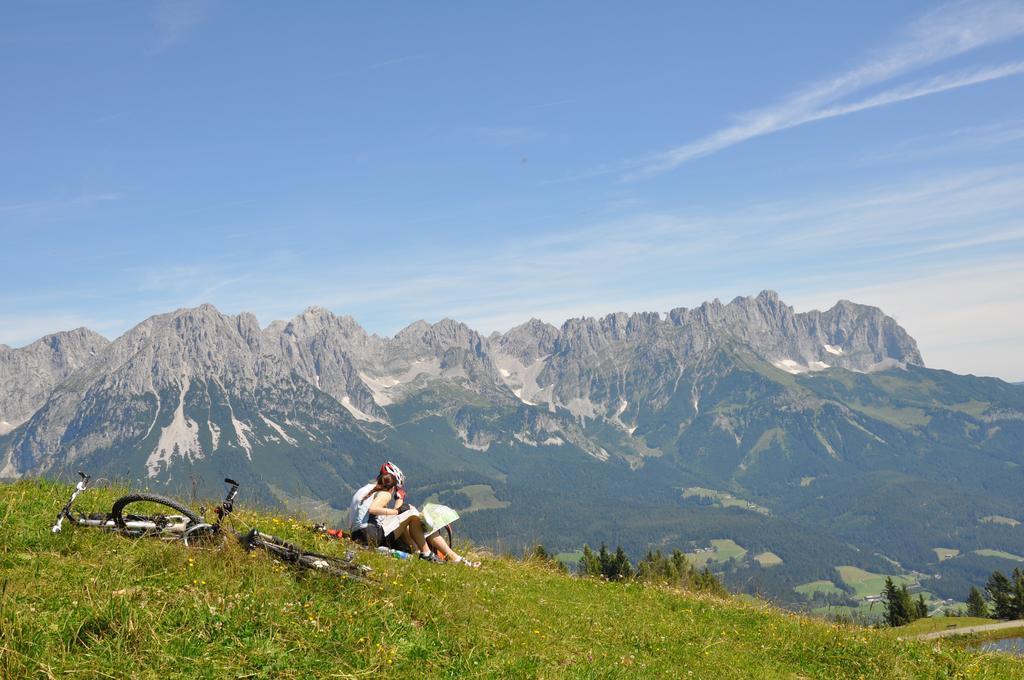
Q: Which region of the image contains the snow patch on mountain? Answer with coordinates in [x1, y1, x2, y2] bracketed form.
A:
[823, 344, 844, 355]
[209, 421, 221, 450]
[359, 359, 442, 407]
[772, 359, 830, 374]
[511, 388, 537, 406]
[455, 423, 493, 451]
[0, 418, 23, 436]
[493, 353, 551, 408]
[565, 396, 598, 421]
[142, 391, 162, 440]
[340, 396, 386, 424]
[260, 414, 298, 445]
[147, 382, 202, 477]
[232, 417, 253, 460]
[859, 358, 907, 373]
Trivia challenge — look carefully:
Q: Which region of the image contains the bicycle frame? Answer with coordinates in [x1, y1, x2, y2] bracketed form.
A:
[51, 472, 240, 540]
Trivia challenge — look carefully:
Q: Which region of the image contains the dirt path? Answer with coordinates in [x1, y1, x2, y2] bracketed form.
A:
[912, 619, 1024, 641]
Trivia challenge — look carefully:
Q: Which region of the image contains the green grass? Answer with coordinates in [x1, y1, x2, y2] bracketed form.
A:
[980, 516, 1021, 527]
[812, 601, 887, 620]
[794, 580, 844, 597]
[554, 551, 584, 567]
[681, 488, 769, 515]
[456, 484, 511, 513]
[688, 539, 747, 569]
[847, 403, 932, 429]
[754, 552, 783, 567]
[886, 617, 1000, 637]
[973, 549, 1024, 562]
[2, 479, 1022, 678]
[933, 548, 960, 562]
[835, 566, 915, 599]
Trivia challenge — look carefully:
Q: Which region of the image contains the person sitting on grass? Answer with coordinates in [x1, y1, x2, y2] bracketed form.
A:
[384, 463, 480, 568]
[347, 461, 442, 563]
[350, 462, 480, 567]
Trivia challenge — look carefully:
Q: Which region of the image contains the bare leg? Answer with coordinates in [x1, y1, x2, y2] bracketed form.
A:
[392, 524, 415, 552]
[398, 516, 430, 554]
[427, 533, 461, 561]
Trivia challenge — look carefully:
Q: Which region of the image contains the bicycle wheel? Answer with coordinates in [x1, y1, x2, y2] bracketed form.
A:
[110, 492, 202, 530]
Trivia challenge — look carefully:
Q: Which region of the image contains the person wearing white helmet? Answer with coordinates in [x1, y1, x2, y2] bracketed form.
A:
[348, 461, 442, 562]
[384, 461, 481, 568]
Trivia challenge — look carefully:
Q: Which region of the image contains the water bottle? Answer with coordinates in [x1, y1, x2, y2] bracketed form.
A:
[376, 546, 411, 559]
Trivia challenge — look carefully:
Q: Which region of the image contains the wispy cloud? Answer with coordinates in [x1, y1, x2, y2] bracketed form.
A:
[788, 261, 1024, 380]
[9, 167, 1022, 378]
[270, 165, 1024, 338]
[0, 314, 118, 349]
[150, 0, 210, 53]
[0, 192, 122, 217]
[630, 0, 1024, 178]
[862, 118, 1024, 163]
[368, 54, 427, 70]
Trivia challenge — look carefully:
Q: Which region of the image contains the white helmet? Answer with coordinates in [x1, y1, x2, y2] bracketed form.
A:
[380, 461, 405, 488]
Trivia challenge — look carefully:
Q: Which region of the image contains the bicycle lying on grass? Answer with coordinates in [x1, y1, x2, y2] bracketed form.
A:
[52, 472, 370, 581]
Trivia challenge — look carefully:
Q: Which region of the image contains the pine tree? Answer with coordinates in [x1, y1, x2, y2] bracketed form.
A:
[597, 544, 613, 579]
[883, 577, 911, 627]
[530, 544, 567, 572]
[670, 549, 690, 582]
[612, 547, 634, 581]
[986, 571, 1014, 620]
[579, 544, 602, 577]
[966, 586, 989, 618]
[1012, 568, 1024, 620]
[915, 594, 928, 620]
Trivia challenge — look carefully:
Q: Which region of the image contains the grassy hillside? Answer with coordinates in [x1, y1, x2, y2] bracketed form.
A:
[2, 480, 1023, 678]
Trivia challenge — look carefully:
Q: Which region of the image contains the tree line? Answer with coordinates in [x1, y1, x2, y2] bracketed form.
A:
[964, 568, 1024, 620]
[533, 543, 726, 595]
[881, 577, 929, 627]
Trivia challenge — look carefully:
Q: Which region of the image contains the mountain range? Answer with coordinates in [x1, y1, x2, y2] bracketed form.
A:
[2, 291, 1022, 609]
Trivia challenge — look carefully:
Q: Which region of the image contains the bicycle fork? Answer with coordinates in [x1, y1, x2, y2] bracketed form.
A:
[51, 471, 91, 534]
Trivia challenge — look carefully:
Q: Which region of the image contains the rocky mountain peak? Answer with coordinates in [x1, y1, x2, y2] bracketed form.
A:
[495, 318, 560, 363]
[0, 327, 110, 434]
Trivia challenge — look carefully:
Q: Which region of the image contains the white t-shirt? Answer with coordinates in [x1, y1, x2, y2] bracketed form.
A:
[348, 483, 386, 530]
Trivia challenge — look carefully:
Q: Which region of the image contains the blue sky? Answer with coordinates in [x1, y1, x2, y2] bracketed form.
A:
[2, 1, 1023, 380]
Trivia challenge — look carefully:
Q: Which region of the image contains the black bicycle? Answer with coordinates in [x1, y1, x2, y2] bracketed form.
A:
[52, 472, 370, 581]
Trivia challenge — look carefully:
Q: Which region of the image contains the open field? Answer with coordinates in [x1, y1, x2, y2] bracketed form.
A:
[426, 483, 510, 514]
[933, 548, 960, 562]
[689, 539, 747, 569]
[2, 479, 1022, 677]
[7, 479, 1024, 677]
[754, 551, 783, 567]
[981, 516, 1021, 527]
[886, 617, 999, 637]
[835, 566, 915, 599]
[681, 487, 770, 515]
[973, 549, 1024, 562]
[794, 580, 844, 597]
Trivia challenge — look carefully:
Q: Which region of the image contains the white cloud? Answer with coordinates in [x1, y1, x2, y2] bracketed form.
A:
[0, 314, 116, 349]
[7, 167, 1022, 380]
[630, 0, 1024, 177]
[786, 262, 1024, 381]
